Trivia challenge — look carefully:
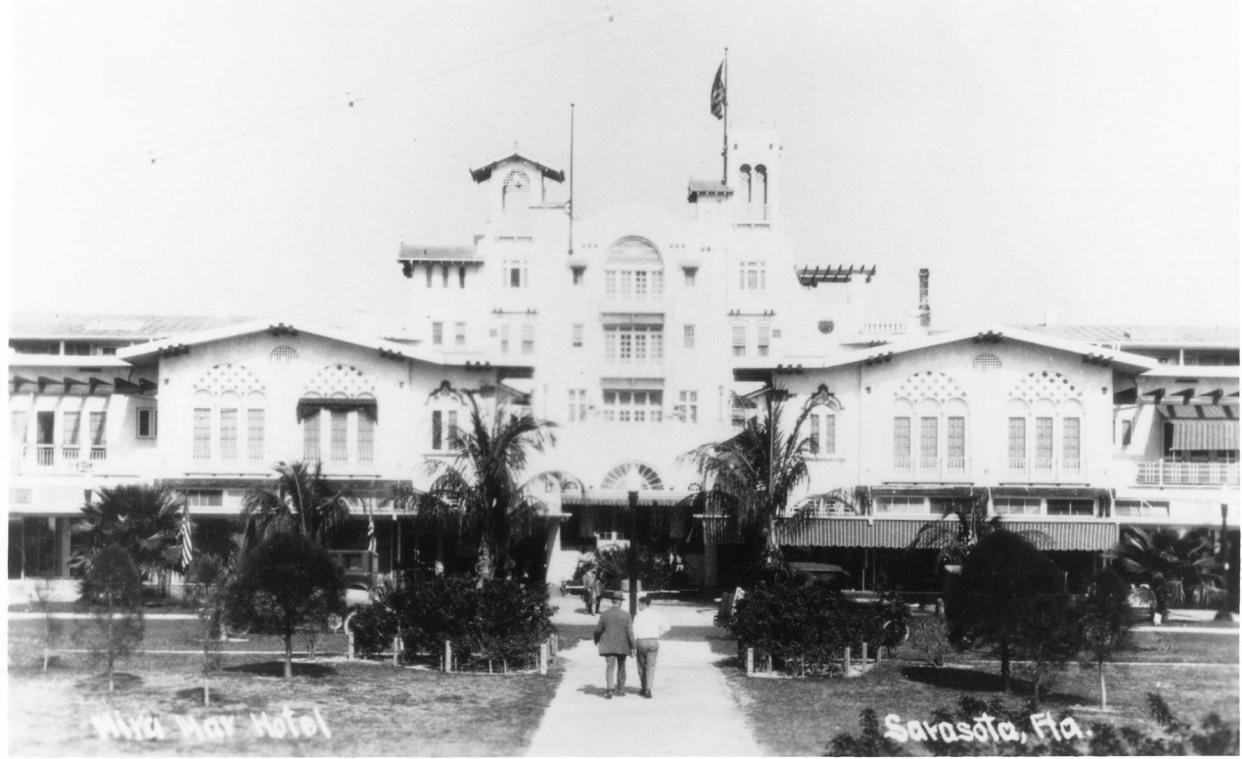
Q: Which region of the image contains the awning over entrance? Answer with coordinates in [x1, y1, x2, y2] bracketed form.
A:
[562, 491, 689, 508]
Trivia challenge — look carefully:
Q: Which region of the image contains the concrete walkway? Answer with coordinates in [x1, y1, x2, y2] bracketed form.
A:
[527, 597, 763, 756]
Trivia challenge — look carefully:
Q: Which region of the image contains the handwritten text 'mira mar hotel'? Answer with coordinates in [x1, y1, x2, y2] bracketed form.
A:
[90, 706, 332, 743]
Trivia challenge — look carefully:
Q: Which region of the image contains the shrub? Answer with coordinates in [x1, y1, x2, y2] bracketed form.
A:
[716, 578, 905, 675]
[909, 616, 951, 667]
[384, 573, 554, 671]
[594, 546, 676, 591]
[348, 602, 399, 658]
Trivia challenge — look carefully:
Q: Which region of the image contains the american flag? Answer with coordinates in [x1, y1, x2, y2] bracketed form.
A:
[367, 515, 376, 555]
[710, 61, 726, 120]
[179, 504, 194, 569]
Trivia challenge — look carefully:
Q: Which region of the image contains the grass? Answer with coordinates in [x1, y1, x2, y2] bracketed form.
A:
[8, 623, 561, 756]
[723, 634, 1240, 756]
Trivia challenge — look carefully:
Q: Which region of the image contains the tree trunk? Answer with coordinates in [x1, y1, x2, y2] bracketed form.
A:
[106, 598, 115, 693]
[476, 542, 494, 586]
[999, 639, 1010, 692]
[1098, 660, 1108, 709]
[284, 630, 294, 680]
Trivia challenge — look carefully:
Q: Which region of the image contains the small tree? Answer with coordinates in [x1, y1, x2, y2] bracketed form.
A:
[1079, 568, 1131, 709]
[946, 531, 1072, 694]
[224, 533, 344, 679]
[185, 554, 230, 705]
[79, 546, 145, 692]
[31, 577, 63, 671]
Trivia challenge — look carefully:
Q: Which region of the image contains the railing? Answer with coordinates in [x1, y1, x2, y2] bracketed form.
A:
[1136, 460, 1239, 488]
[860, 321, 908, 336]
[1007, 457, 1084, 480]
[23, 444, 107, 472]
[890, 456, 971, 480]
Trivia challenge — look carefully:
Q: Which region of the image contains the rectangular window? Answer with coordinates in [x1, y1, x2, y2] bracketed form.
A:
[602, 389, 662, 423]
[604, 331, 617, 362]
[893, 417, 911, 459]
[619, 332, 633, 362]
[88, 411, 106, 446]
[330, 410, 348, 461]
[823, 414, 836, 455]
[757, 324, 771, 357]
[568, 389, 588, 422]
[357, 412, 375, 462]
[499, 324, 510, 354]
[1047, 499, 1095, 517]
[136, 408, 157, 439]
[425, 265, 433, 288]
[808, 414, 820, 455]
[1008, 417, 1026, 460]
[605, 271, 617, 297]
[458, 266, 467, 288]
[64, 341, 91, 356]
[219, 409, 238, 460]
[247, 409, 264, 461]
[441, 264, 450, 288]
[1121, 419, 1133, 446]
[11, 411, 28, 447]
[572, 323, 584, 348]
[521, 324, 535, 354]
[503, 260, 528, 288]
[1115, 500, 1170, 518]
[194, 408, 212, 460]
[1035, 417, 1054, 461]
[431, 322, 443, 346]
[302, 410, 321, 461]
[876, 496, 925, 514]
[683, 324, 695, 349]
[947, 416, 965, 459]
[184, 490, 223, 507]
[739, 261, 766, 290]
[63, 411, 81, 446]
[1062, 417, 1080, 462]
[446, 410, 459, 449]
[454, 322, 466, 347]
[572, 268, 584, 286]
[732, 325, 746, 357]
[674, 390, 698, 423]
[919, 416, 938, 460]
[431, 410, 443, 450]
[684, 268, 696, 287]
[634, 270, 648, 299]
[993, 497, 1041, 516]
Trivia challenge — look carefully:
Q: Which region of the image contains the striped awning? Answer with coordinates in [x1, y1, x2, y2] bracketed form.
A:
[563, 491, 689, 508]
[702, 516, 1119, 551]
[1170, 420, 1238, 450]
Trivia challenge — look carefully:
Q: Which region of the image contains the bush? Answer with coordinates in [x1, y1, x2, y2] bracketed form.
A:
[348, 602, 399, 658]
[909, 616, 951, 667]
[716, 579, 906, 675]
[384, 573, 554, 671]
[594, 546, 676, 591]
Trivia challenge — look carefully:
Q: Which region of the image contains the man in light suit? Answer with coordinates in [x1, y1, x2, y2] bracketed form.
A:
[593, 592, 634, 699]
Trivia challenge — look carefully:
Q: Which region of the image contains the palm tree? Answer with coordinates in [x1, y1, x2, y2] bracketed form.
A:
[241, 460, 352, 549]
[420, 394, 556, 583]
[72, 484, 183, 587]
[682, 388, 830, 582]
[1110, 526, 1224, 613]
[910, 493, 1050, 567]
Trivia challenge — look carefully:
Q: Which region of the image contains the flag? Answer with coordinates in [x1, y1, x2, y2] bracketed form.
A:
[710, 61, 726, 119]
[367, 515, 377, 555]
[179, 504, 194, 569]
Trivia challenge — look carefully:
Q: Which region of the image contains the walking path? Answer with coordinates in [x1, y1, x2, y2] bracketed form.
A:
[527, 598, 763, 756]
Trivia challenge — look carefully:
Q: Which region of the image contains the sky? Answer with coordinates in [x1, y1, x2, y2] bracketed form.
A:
[7, 0, 1240, 331]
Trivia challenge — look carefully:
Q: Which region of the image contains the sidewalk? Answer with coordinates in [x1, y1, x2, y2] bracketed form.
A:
[526, 638, 763, 756]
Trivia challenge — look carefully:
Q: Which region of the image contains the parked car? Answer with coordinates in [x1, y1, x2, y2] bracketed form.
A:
[787, 561, 852, 590]
[344, 573, 375, 611]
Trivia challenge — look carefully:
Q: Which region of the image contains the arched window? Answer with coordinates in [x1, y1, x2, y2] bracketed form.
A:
[754, 164, 768, 205]
[600, 462, 664, 491]
[191, 364, 266, 465]
[972, 353, 1001, 370]
[739, 164, 752, 203]
[270, 345, 298, 362]
[604, 236, 664, 301]
[501, 170, 530, 211]
[300, 365, 377, 464]
[1006, 371, 1085, 480]
[892, 370, 968, 478]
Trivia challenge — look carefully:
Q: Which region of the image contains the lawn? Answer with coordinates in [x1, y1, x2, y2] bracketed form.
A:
[723, 634, 1240, 756]
[8, 621, 561, 756]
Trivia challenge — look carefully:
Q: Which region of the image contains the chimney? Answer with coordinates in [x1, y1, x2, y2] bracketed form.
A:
[918, 268, 931, 330]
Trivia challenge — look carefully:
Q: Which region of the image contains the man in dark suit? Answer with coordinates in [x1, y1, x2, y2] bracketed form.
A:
[593, 592, 634, 698]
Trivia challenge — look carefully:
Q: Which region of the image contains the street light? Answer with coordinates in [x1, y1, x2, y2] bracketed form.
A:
[1216, 503, 1233, 622]
[624, 470, 644, 617]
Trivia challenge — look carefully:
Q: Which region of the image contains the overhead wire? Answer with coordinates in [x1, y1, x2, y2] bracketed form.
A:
[53, 1, 652, 183]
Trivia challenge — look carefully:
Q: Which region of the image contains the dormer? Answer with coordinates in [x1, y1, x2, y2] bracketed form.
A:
[470, 152, 565, 237]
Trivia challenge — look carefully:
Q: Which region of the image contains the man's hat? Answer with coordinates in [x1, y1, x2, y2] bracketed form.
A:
[608, 591, 624, 601]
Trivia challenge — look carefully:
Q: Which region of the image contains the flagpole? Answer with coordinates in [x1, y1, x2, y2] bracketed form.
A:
[568, 102, 575, 256]
[721, 47, 729, 186]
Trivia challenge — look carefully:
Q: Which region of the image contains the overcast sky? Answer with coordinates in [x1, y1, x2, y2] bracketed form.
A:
[8, 0, 1239, 331]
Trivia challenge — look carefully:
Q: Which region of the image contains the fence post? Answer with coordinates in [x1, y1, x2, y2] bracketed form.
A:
[876, 646, 883, 665]
[538, 642, 548, 675]
[392, 635, 399, 666]
[862, 642, 868, 663]
[843, 646, 851, 674]
[444, 640, 452, 672]
[745, 647, 754, 677]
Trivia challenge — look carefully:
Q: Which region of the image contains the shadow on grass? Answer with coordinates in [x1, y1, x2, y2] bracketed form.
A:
[223, 661, 338, 678]
[174, 686, 237, 704]
[900, 665, 1089, 706]
[77, 672, 143, 691]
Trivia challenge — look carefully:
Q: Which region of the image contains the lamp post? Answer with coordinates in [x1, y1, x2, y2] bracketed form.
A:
[1216, 502, 1233, 621]
[628, 489, 639, 617]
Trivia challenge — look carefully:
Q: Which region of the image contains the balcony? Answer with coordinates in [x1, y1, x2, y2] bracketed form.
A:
[1006, 457, 1084, 481]
[21, 444, 108, 473]
[890, 456, 970, 481]
[1135, 460, 1239, 488]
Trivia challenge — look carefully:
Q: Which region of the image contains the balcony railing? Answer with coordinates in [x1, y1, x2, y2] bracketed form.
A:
[1006, 457, 1084, 480]
[890, 455, 971, 480]
[1136, 460, 1239, 488]
[23, 444, 107, 472]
